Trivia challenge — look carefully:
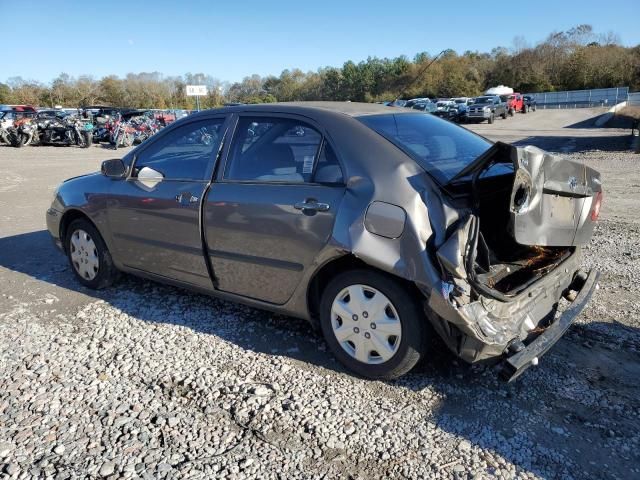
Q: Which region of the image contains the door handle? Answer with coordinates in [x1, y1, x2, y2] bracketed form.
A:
[294, 199, 330, 212]
[175, 193, 199, 205]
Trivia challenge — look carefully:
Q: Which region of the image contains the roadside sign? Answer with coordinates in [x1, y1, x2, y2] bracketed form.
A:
[186, 85, 207, 96]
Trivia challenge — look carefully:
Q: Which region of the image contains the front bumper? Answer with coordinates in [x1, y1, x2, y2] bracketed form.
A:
[46, 207, 64, 252]
[500, 269, 599, 382]
[467, 111, 491, 119]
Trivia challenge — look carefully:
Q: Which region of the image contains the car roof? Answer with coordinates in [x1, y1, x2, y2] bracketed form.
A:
[193, 101, 412, 119]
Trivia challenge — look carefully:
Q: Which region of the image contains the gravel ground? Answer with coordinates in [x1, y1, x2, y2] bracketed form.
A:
[0, 110, 639, 479]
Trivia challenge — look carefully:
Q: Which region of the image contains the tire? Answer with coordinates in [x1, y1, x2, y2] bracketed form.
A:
[81, 131, 92, 148]
[319, 269, 428, 380]
[501, 110, 507, 119]
[11, 133, 27, 148]
[65, 218, 118, 289]
[488, 114, 494, 124]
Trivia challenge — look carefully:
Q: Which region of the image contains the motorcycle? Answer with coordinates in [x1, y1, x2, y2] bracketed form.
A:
[131, 117, 161, 145]
[110, 116, 135, 150]
[0, 116, 12, 145]
[9, 117, 38, 147]
[38, 116, 93, 148]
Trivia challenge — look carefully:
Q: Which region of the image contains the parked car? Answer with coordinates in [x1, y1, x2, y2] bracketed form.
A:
[435, 100, 454, 111]
[9, 105, 37, 113]
[47, 102, 602, 381]
[387, 99, 408, 107]
[411, 102, 437, 113]
[451, 97, 472, 106]
[405, 98, 432, 108]
[501, 93, 524, 116]
[36, 109, 70, 120]
[432, 104, 460, 122]
[466, 96, 507, 124]
[523, 95, 537, 112]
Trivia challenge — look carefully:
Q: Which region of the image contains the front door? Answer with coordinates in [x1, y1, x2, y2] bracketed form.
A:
[204, 115, 346, 304]
[107, 116, 228, 289]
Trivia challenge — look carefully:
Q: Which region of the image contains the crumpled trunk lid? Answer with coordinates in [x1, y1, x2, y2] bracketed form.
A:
[510, 145, 602, 247]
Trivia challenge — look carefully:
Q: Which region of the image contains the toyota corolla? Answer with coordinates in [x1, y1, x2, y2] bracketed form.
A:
[46, 102, 602, 381]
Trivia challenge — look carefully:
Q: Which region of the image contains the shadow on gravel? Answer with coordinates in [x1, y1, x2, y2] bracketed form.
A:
[514, 134, 632, 153]
[2, 230, 639, 479]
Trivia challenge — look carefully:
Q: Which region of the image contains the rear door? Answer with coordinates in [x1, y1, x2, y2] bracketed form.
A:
[204, 114, 345, 304]
[510, 145, 602, 246]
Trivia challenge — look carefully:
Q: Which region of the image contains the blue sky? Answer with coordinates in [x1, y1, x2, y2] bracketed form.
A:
[2, 0, 638, 84]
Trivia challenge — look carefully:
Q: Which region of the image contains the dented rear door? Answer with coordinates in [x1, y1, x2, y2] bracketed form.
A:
[510, 146, 602, 247]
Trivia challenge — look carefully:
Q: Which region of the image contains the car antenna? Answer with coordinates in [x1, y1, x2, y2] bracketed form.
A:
[394, 50, 447, 103]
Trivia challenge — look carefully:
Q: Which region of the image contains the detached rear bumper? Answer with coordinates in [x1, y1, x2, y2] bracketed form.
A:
[500, 269, 599, 382]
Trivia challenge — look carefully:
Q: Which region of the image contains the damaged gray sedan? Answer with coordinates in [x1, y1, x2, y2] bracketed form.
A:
[46, 102, 602, 381]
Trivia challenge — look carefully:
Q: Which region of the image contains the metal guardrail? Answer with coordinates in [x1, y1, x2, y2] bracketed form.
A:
[525, 87, 629, 109]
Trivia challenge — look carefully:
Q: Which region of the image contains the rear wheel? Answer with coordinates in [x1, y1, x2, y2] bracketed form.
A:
[319, 269, 427, 380]
[65, 219, 118, 289]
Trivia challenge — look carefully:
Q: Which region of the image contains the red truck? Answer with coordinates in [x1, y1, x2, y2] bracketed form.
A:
[500, 93, 524, 116]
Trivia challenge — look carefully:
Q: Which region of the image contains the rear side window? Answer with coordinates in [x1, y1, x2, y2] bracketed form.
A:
[358, 113, 491, 184]
[313, 142, 343, 184]
[225, 117, 323, 183]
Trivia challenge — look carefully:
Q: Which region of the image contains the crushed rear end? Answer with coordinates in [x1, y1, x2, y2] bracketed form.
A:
[428, 142, 602, 380]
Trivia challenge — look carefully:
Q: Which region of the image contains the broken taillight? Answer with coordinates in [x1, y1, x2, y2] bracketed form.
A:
[590, 191, 603, 221]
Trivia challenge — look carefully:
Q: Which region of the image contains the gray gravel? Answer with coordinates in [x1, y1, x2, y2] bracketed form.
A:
[1, 110, 639, 479]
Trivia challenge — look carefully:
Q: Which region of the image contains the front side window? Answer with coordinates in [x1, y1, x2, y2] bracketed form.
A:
[358, 113, 492, 184]
[225, 117, 323, 183]
[134, 118, 225, 181]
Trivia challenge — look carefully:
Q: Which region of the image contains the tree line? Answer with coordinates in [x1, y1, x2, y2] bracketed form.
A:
[1, 25, 638, 109]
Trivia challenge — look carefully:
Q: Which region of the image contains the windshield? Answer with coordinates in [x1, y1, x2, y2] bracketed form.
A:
[358, 113, 492, 184]
[473, 97, 493, 104]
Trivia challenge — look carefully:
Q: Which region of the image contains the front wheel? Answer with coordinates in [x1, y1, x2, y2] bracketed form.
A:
[65, 219, 119, 289]
[81, 130, 92, 148]
[488, 114, 495, 124]
[11, 133, 27, 148]
[501, 110, 507, 119]
[319, 269, 427, 380]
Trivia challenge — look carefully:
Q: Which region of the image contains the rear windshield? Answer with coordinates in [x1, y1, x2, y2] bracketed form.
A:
[358, 113, 492, 184]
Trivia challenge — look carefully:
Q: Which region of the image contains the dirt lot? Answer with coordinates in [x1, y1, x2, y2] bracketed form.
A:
[0, 109, 638, 479]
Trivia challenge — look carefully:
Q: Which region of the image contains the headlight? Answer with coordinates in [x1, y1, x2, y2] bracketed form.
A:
[483, 106, 491, 112]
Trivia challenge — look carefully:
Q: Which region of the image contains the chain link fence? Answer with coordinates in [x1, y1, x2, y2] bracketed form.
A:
[525, 87, 629, 109]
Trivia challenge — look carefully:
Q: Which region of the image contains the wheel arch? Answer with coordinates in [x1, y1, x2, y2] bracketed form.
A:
[306, 254, 424, 324]
[59, 209, 98, 253]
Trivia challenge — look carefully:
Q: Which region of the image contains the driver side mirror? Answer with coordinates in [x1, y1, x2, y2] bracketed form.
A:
[101, 158, 126, 178]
